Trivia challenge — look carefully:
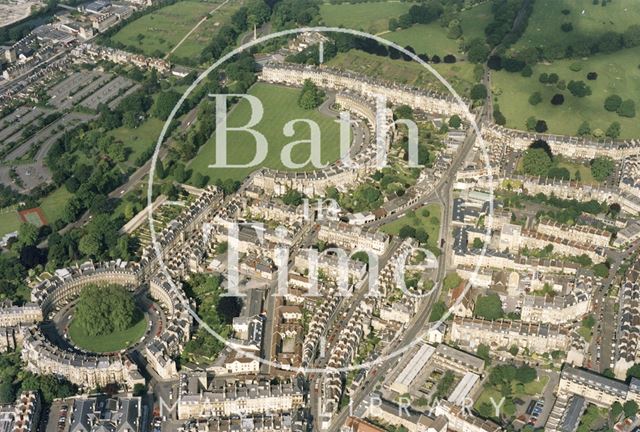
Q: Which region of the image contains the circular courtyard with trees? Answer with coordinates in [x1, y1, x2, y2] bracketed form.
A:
[67, 284, 148, 353]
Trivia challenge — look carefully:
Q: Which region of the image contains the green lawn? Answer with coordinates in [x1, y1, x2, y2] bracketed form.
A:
[459, 2, 493, 42]
[110, 0, 238, 60]
[514, 375, 549, 396]
[68, 313, 147, 353]
[108, 117, 163, 167]
[384, 23, 461, 56]
[512, 0, 640, 55]
[319, 2, 414, 35]
[40, 187, 72, 223]
[492, 45, 640, 138]
[0, 208, 21, 236]
[171, 0, 245, 60]
[326, 49, 477, 97]
[381, 203, 442, 250]
[188, 82, 343, 184]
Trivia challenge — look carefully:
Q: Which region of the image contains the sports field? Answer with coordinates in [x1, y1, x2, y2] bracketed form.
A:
[319, 2, 414, 35]
[492, 45, 640, 138]
[512, 0, 640, 55]
[69, 314, 147, 353]
[188, 83, 343, 184]
[110, 0, 241, 60]
[326, 49, 477, 98]
[18, 208, 47, 227]
[384, 23, 460, 56]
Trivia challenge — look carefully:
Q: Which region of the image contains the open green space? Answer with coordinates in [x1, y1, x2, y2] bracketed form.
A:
[40, 187, 72, 223]
[384, 23, 460, 56]
[0, 208, 21, 236]
[492, 45, 640, 138]
[319, 2, 414, 35]
[171, 0, 246, 60]
[381, 203, 442, 250]
[188, 82, 342, 184]
[110, 0, 238, 59]
[459, 1, 493, 42]
[108, 117, 163, 167]
[512, 0, 640, 55]
[326, 49, 477, 97]
[69, 313, 147, 353]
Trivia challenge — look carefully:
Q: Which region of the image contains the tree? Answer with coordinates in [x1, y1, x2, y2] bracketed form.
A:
[152, 90, 180, 120]
[611, 401, 624, 423]
[624, 400, 638, 419]
[394, 105, 413, 120]
[577, 121, 591, 136]
[538, 73, 549, 83]
[429, 301, 446, 322]
[522, 148, 553, 176]
[474, 293, 504, 320]
[627, 363, 640, 380]
[282, 189, 303, 206]
[520, 65, 533, 77]
[74, 284, 137, 336]
[466, 38, 489, 63]
[470, 84, 487, 101]
[472, 238, 484, 249]
[606, 121, 621, 138]
[617, 99, 636, 118]
[528, 92, 542, 105]
[567, 80, 592, 97]
[476, 344, 491, 366]
[298, 79, 324, 110]
[551, 94, 565, 105]
[561, 22, 573, 32]
[604, 94, 623, 112]
[448, 115, 461, 129]
[447, 19, 462, 39]
[0, 382, 15, 404]
[547, 73, 559, 84]
[399, 225, 416, 239]
[515, 365, 537, 383]
[593, 263, 609, 278]
[590, 156, 615, 181]
[526, 116, 537, 131]
[623, 24, 640, 47]
[587, 71, 598, 80]
[535, 119, 548, 133]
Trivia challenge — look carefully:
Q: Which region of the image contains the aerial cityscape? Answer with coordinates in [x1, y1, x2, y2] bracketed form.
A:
[0, 0, 640, 431]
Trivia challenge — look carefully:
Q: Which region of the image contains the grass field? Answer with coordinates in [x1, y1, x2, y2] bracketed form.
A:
[512, 0, 640, 55]
[492, 45, 640, 138]
[459, 1, 493, 42]
[326, 49, 477, 98]
[68, 313, 147, 353]
[188, 83, 343, 184]
[381, 203, 442, 250]
[109, 117, 163, 167]
[172, 0, 245, 60]
[110, 0, 240, 60]
[0, 208, 21, 236]
[319, 2, 414, 34]
[40, 187, 72, 223]
[384, 23, 460, 56]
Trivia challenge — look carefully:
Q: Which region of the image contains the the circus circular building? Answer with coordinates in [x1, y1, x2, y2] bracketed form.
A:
[23, 260, 192, 389]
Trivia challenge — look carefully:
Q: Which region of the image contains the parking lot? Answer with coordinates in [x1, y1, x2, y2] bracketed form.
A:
[48, 71, 101, 109]
[81, 75, 135, 110]
[44, 400, 71, 432]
